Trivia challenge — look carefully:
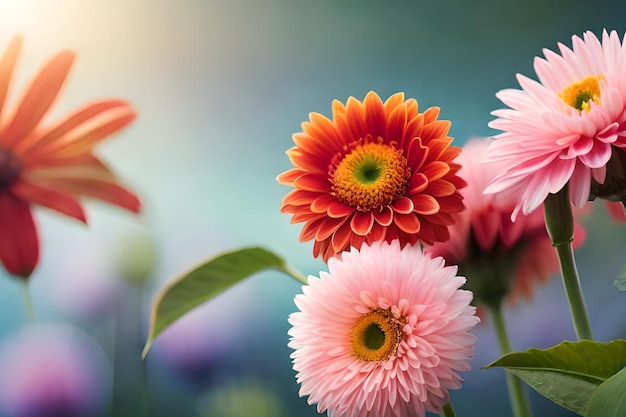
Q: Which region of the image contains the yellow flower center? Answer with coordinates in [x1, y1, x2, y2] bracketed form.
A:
[559, 75, 603, 112]
[331, 140, 411, 211]
[351, 308, 402, 362]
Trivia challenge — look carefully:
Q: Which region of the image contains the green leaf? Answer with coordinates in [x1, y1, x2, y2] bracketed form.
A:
[585, 367, 626, 417]
[142, 246, 306, 359]
[485, 340, 626, 415]
[614, 262, 626, 291]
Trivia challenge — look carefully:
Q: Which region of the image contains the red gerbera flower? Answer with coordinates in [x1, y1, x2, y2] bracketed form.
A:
[278, 92, 465, 261]
[0, 36, 140, 278]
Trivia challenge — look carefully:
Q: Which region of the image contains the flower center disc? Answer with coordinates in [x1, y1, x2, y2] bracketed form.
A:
[559, 75, 602, 111]
[331, 141, 410, 211]
[351, 309, 402, 362]
[0, 147, 22, 189]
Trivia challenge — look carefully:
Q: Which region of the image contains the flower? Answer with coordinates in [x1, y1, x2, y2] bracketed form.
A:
[0, 323, 112, 417]
[0, 36, 140, 278]
[484, 30, 626, 219]
[278, 91, 466, 261]
[428, 138, 585, 308]
[288, 240, 478, 417]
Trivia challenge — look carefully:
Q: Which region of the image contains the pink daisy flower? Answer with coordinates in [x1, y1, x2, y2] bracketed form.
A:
[484, 29, 626, 219]
[288, 240, 478, 417]
[428, 138, 586, 307]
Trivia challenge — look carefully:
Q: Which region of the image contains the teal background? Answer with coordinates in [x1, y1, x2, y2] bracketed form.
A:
[0, 1, 625, 416]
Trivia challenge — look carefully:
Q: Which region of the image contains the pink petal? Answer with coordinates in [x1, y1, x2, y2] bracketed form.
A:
[578, 141, 612, 168]
[568, 162, 591, 208]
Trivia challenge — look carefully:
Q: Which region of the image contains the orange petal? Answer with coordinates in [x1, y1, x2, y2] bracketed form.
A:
[276, 169, 302, 185]
[426, 179, 456, 197]
[18, 99, 132, 156]
[421, 161, 450, 182]
[407, 173, 429, 194]
[390, 197, 414, 214]
[0, 36, 22, 128]
[364, 92, 385, 139]
[327, 200, 353, 218]
[294, 173, 330, 192]
[310, 194, 335, 213]
[2, 50, 75, 148]
[411, 194, 440, 215]
[393, 213, 420, 234]
[406, 137, 429, 169]
[315, 216, 345, 241]
[331, 220, 354, 253]
[374, 206, 393, 226]
[11, 181, 86, 223]
[281, 189, 319, 207]
[0, 192, 38, 278]
[49, 107, 137, 158]
[350, 211, 374, 236]
[35, 177, 140, 213]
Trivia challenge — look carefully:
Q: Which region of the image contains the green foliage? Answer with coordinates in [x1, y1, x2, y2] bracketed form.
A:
[585, 367, 626, 417]
[142, 246, 305, 358]
[614, 262, 626, 291]
[486, 340, 626, 415]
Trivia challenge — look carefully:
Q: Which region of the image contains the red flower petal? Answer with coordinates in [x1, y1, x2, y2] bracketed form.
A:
[294, 173, 330, 192]
[11, 181, 86, 223]
[407, 173, 429, 194]
[374, 206, 393, 226]
[350, 211, 374, 236]
[394, 213, 420, 234]
[0, 192, 38, 278]
[411, 194, 440, 215]
[390, 197, 414, 214]
[310, 194, 335, 213]
[331, 221, 354, 253]
[327, 200, 354, 218]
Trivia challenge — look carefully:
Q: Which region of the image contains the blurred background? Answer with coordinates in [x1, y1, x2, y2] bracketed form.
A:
[0, 0, 624, 416]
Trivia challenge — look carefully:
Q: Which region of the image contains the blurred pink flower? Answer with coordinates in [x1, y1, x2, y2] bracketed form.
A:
[0, 36, 140, 278]
[0, 323, 111, 417]
[288, 240, 478, 417]
[428, 138, 586, 306]
[484, 30, 626, 219]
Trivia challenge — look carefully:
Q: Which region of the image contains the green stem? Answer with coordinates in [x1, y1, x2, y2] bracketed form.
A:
[490, 305, 533, 417]
[21, 280, 35, 322]
[283, 264, 308, 285]
[553, 242, 593, 340]
[440, 401, 456, 417]
[543, 187, 593, 340]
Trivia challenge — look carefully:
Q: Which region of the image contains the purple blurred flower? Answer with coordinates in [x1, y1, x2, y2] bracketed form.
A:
[0, 323, 112, 417]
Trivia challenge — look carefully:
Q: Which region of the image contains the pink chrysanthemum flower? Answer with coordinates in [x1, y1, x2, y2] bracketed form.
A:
[485, 30, 626, 219]
[428, 139, 586, 307]
[288, 240, 478, 417]
[0, 36, 140, 278]
[278, 91, 466, 261]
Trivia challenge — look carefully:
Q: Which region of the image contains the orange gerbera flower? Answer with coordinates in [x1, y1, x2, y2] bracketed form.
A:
[0, 36, 140, 278]
[278, 92, 465, 261]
